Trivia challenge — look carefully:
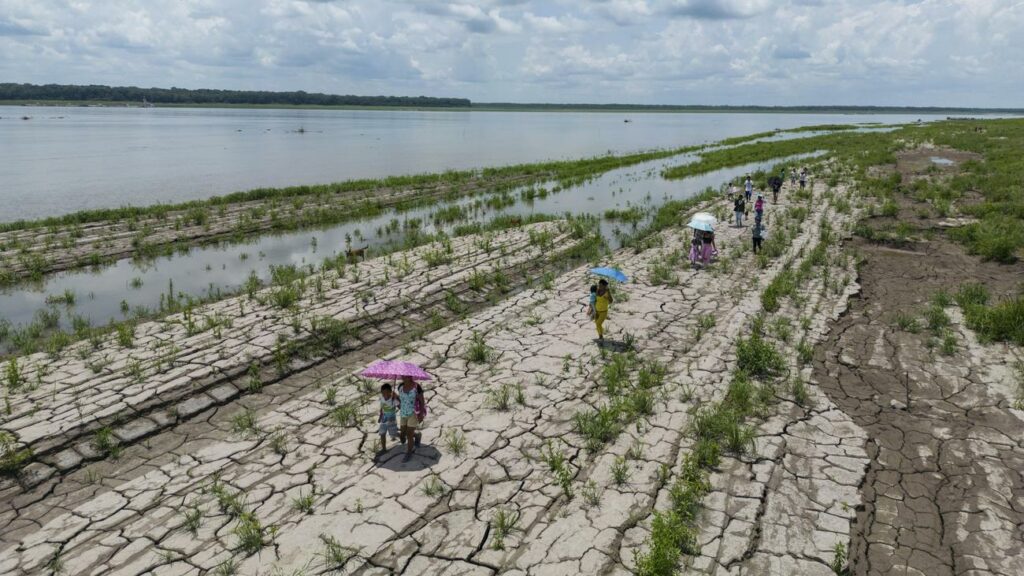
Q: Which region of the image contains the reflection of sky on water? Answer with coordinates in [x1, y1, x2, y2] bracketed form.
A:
[0, 149, 818, 331]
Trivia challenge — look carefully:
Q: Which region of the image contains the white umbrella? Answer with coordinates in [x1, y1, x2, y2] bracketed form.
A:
[690, 212, 717, 225]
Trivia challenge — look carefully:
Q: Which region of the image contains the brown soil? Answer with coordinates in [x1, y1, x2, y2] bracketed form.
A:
[895, 147, 982, 180]
[812, 162, 1024, 575]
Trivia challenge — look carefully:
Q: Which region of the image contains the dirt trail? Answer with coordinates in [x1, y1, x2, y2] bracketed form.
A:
[814, 237, 1024, 576]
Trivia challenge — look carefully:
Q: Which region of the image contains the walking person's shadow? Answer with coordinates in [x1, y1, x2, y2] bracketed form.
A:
[596, 338, 634, 353]
[374, 445, 442, 472]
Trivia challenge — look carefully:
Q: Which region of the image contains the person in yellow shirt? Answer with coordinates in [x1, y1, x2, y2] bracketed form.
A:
[593, 279, 613, 340]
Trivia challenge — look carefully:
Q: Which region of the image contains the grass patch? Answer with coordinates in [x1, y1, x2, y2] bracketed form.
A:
[960, 294, 1024, 345]
[761, 266, 797, 313]
[0, 431, 32, 475]
[319, 534, 357, 571]
[465, 331, 493, 363]
[736, 333, 785, 378]
[444, 429, 467, 456]
[893, 312, 921, 333]
[490, 507, 521, 550]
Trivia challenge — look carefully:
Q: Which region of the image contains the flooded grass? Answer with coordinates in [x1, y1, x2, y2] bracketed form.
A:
[0, 148, 806, 355]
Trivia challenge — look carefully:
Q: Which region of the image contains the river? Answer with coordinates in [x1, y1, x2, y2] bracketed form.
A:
[0, 105, 950, 222]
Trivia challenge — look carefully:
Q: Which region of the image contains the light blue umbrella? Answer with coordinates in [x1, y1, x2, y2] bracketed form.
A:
[590, 267, 628, 283]
[688, 220, 714, 232]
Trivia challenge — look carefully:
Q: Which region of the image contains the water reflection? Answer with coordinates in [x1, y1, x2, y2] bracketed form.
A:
[0, 150, 817, 331]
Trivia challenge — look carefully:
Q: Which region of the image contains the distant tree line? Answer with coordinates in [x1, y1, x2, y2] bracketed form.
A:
[474, 102, 1024, 114]
[0, 83, 471, 107]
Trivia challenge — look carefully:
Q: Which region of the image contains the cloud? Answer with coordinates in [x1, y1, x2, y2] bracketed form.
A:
[0, 0, 1020, 107]
[661, 0, 771, 20]
[0, 17, 45, 36]
[773, 45, 810, 60]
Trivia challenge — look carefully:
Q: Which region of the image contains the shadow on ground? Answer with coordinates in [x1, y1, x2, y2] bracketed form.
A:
[374, 445, 442, 472]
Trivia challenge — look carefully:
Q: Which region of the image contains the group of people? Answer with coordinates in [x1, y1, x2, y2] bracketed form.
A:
[732, 175, 770, 253]
[691, 166, 811, 266]
[377, 377, 428, 461]
[377, 167, 814, 462]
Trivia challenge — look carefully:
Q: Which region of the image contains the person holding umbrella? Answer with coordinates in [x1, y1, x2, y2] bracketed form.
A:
[687, 213, 717, 267]
[594, 279, 613, 341]
[361, 360, 431, 462]
[588, 267, 626, 341]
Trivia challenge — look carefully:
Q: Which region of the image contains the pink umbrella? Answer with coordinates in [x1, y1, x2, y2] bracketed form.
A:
[360, 360, 433, 381]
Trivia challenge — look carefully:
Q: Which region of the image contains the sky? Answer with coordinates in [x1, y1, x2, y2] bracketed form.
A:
[1, 0, 1022, 107]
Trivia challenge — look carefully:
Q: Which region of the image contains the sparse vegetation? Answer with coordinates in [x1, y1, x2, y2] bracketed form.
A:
[319, 534, 357, 571]
[234, 512, 274, 555]
[736, 333, 786, 378]
[466, 331, 493, 363]
[831, 541, 849, 575]
[92, 426, 121, 458]
[292, 492, 315, 514]
[444, 429, 467, 456]
[611, 456, 631, 486]
[421, 474, 446, 497]
[490, 507, 520, 550]
[182, 504, 203, 535]
[894, 312, 922, 333]
[231, 408, 261, 437]
[0, 431, 32, 474]
[487, 383, 514, 411]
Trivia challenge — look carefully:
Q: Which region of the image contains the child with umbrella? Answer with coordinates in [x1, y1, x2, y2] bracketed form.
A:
[361, 360, 431, 462]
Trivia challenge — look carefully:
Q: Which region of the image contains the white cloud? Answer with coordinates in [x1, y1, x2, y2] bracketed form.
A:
[0, 0, 1020, 106]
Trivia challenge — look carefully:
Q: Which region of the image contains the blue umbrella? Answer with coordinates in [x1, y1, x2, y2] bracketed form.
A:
[688, 220, 714, 232]
[590, 267, 628, 283]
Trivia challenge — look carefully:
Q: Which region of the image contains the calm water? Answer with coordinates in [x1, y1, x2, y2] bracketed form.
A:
[0, 106, 948, 222]
[0, 149, 813, 332]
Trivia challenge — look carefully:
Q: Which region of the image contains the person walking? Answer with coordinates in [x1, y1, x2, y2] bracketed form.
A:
[799, 167, 807, 189]
[733, 194, 746, 227]
[752, 220, 766, 254]
[702, 229, 716, 265]
[754, 193, 764, 221]
[397, 376, 427, 462]
[593, 279, 613, 341]
[690, 229, 703, 267]
[769, 173, 783, 202]
[744, 176, 753, 201]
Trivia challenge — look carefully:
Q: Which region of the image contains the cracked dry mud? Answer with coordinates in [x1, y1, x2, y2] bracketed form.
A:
[1, 221, 581, 476]
[2, 171, 1018, 576]
[0, 178, 873, 576]
[814, 234, 1024, 576]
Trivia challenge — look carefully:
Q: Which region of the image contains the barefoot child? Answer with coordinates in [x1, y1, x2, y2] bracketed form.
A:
[377, 383, 399, 453]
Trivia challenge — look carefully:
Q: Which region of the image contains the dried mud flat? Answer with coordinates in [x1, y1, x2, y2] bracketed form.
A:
[0, 165, 1020, 576]
[814, 149, 1024, 576]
